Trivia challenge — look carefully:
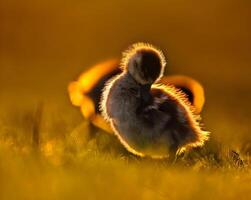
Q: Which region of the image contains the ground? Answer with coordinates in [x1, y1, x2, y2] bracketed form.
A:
[0, 90, 251, 200]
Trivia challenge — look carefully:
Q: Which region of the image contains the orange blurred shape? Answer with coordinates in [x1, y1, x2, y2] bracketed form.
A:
[160, 75, 205, 114]
[76, 59, 119, 93]
[68, 59, 205, 134]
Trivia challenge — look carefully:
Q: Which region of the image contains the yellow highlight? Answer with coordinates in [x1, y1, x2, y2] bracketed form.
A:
[42, 141, 54, 157]
[77, 59, 119, 93]
[91, 115, 113, 133]
[68, 81, 85, 106]
[153, 84, 209, 150]
[160, 75, 205, 114]
[68, 82, 96, 119]
[68, 59, 206, 135]
[80, 95, 96, 119]
[120, 42, 166, 82]
[100, 69, 209, 158]
[68, 59, 119, 134]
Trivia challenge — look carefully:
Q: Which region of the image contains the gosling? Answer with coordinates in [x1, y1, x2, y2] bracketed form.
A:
[101, 43, 209, 158]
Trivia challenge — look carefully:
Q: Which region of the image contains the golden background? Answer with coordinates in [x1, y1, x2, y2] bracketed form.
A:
[0, 1, 251, 199]
[1, 0, 251, 144]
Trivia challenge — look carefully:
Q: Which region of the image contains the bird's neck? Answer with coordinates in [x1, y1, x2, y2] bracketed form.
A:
[139, 84, 152, 103]
[124, 72, 153, 105]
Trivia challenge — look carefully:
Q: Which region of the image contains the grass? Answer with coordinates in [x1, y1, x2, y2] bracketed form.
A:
[1, 0, 251, 198]
[0, 100, 251, 200]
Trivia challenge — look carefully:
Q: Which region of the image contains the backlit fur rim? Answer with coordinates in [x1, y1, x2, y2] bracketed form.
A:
[120, 42, 167, 82]
[101, 43, 209, 158]
[99, 73, 147, 157]
[153, 84, 210, 152]
[100, 74, 210, 158]
[100, 74, 166, 158]
[68, 59, 119, 108]
[159, 75, 205, 114]
[100, 74, 121, 122]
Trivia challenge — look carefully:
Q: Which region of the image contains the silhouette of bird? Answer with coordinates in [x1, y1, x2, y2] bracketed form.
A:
[100, 43, 209, 158]
[68, 59, 205, 135]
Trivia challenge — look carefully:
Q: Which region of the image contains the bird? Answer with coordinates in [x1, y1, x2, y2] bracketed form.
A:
[100, 42, 209, 158]
[68, 59, 205, 135]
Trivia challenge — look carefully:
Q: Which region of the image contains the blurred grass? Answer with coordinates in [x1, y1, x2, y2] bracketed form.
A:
[0, 101, 251, 200]
[1, 0, 251, 199]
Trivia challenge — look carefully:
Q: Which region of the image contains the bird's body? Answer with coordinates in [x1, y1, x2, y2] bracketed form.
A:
[68, 58, 205, 134]
[102, 72, 207, 158]
[101, 43, 209, 158]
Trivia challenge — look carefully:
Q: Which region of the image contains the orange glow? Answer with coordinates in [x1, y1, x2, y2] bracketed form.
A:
[77, 59, 119, 93]
[68, 59, 119, 131]
[41, 140, 54, 157]
[68, 81, 85, 106]
[100, 69, 209, 158]
[80, 95, 96, 119]
[120, 42, 166, 82]
[160, 75, 205, 114]
[40, 140, 64, 166]
[68, 59, 119, 106]
[68, 59, 205, 135]
[91, 115, 113, 133]
[68, 82, 96, 119]
[153, 84, 209, 149]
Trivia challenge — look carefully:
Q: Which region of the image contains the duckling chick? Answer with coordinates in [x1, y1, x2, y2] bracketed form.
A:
[101, 43, 209, 158]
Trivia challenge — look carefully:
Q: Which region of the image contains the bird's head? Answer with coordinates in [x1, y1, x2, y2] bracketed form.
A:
[121, 43, 166, 85]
